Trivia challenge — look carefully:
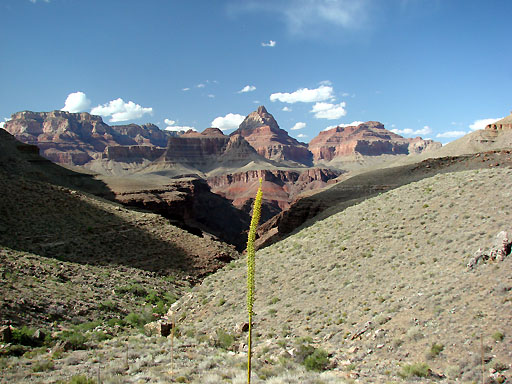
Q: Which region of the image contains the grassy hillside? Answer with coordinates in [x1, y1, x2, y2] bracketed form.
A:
[1, 167, 510, 383]
[172, 167, 511, 382]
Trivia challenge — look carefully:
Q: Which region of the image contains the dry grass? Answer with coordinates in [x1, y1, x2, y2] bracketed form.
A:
[1, 167, 511, 383]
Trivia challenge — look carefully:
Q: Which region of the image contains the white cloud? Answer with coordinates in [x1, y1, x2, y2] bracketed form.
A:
[291, 122, 306, 130]
[208, 94, 215, 98]
[211, 113, 245, 131]
[165, 125, 196, 132]
[262, 40, 276, 47]
[311, 102, 347, 119]
[323, 121, 364, 131]
[436, 131, 467, 139]
[164, 119, 196, 132]
[196, 83, 205, 88]
[182, 87, 190, 91]
[391, 125, 432, 136]
[282, 107, 292, 112]
[270, 85, 334, 104]
[297, 133, 308, 138]
[0, 117, 11, 129]
[29, 0, 50, 3]
[232, 0, 369, 35]
[469, 117, 502, 131]
[61, 91, 91, 113]
[91, 98, 153, 123]
[238, 85, 257, 93]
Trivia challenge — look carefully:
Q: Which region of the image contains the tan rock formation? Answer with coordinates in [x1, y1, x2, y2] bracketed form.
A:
[231, 106, 313, 165]
[3, 111, 170, 166]
[308, 121, 441, 163]
[485, 111, 512, 130]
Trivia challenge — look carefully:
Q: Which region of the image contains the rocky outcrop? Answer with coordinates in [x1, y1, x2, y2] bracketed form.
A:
[102, 145, 165, 162]
[231, 106, 313, 165]
[308, 121, 441, 163]
[3, 111, 170, 166]
[486, 112, 512, 131]
[152, 128, 272, 174]
[207, 168, 342, 222]
[110, 177, 251, 251]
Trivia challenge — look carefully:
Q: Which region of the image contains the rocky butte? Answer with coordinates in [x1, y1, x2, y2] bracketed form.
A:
[3, 110, 170, 166]
[231, 105, 313, 166]
[308, 121, 441, 165]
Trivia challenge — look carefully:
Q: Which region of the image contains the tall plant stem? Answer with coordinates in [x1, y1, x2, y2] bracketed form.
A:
[247, 312, 252, 384]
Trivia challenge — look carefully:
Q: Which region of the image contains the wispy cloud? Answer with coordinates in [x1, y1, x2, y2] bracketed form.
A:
[297, 133, 308, 138]
[270, 85, 334, 104]
[282, 106, 292, 112]
[291, 122, 306, 130]
[469, 117, 502, 131]
[29, 0, 50, 3]
[436, 130, 467, 139]
[391, 125, 432, 137]
[311, 101, 347, 119]
[238, 85, 256, 93]
[61, 91, 91, 113]
[211, 113, 245, 131]
[262, 40, 276, 47]
[182, 87, 190, 92]
[230, 0, 371, 35]
[91, 98, 153, 122]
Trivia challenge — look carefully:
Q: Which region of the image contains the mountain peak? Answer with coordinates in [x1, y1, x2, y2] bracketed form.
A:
[236, 105, 279, 132]
[256, 105, 268, 115]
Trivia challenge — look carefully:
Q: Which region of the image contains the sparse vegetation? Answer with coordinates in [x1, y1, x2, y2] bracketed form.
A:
[399, 362, 430, 378]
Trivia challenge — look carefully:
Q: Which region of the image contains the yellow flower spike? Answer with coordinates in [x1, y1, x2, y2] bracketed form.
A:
[246, 177, 262, 384]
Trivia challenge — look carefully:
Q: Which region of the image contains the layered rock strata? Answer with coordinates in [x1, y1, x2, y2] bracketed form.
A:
[231, 106, 313, 165]
[308, 121, 441, 163]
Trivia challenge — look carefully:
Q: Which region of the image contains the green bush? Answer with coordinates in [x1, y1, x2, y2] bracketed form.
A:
[58, 330, 88, 350]
[68, 375, 96, 384]
[98, 300, 117, 311]
[426, 343, 444, 359]
[399, 363, 430, 378]
[215, 328, 234, 350]
[304, 348, 330, 371]
[11, 326, 38, 346]
[492, 331, 505, 342]
[32, 359, 54, 372]
[115, 283, 147, 297]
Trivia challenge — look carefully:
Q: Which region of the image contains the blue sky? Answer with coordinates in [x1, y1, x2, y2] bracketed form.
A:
[1, 0, 511, 144]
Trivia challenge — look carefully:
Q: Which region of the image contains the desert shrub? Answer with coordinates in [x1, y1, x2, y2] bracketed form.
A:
[215, 328, 234, 350]
[11, 326, 39, 347]
[66, 375, 96, 384]
[32, 359, 54, 372]
[75, 320, 102, 332]
[399, 362, 430, 378]
[58, 330, 88, 350]
[304, 348, 330, 371]
[426, 342, 444, 359]
[98, 300, 117, 311]
[115, 283, 147, 297]
[492, 331, 505, 342]
[124, 312, 145, 328]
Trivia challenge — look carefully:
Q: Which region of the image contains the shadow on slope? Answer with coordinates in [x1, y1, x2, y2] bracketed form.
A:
[0, 172, 238, 279]
[0, 128, 115, 200]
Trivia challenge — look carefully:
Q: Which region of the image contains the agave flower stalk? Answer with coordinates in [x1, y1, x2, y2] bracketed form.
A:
[247, 178, 263, 384]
